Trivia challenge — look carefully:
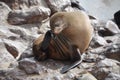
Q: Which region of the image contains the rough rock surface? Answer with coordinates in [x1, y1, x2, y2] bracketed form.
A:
[1, 0, 48, 10]
[45, 0, 71, 14]
[8, 6, 51, 25]
[105, 73, 120, 80]
[0, 0, 120, 80]
[0, 39, 16, 69]
[0, 2, 11, 24]
[90, 59, 120, 80]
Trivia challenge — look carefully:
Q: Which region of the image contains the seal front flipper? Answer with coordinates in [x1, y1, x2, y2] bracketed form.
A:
[40, 30, 52, 51]
[60, 49, 83, 74]
[34, 30, 53, 61]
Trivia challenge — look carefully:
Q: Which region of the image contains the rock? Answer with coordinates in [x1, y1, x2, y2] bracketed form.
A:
[75, 72, 97, 80]
[4, 68, 27, 80]
[3, 38, 29, 60]
[88, 41, 120, 61]
[0, 39, 15, 69]
[83, 52, 105, 63]
[1, 0, 48, 10]
[0, 21, 42, 60]
[63, 6, 78, 12]
[63, 0, 87, 12]
[0, 23, 38, 60]
[7, 6, 51, 25]
[4, 42, 19, 58]
[105, 20, 120, 34]
[39, 19, 50, 34]
[9, 61, 18, 68]
[91, 20, 120, 37]
[45, 0, 86, 14]
[45, 0, 71, 14]
[104, 34, 120, 44]
[70, 0, 86, 11]
[8, 24, 40, 39]
[114, 10, 120, 28]
[19, 58, 44, 74]
[18, 47, 33, 60]
[105, 73, 120, 80]
[90, 58, 120, 80]
[90, 33, 108, 48]
[91, 20, 107, 37]
[104, 43, 120, 61]
[0, 2, 11, 24]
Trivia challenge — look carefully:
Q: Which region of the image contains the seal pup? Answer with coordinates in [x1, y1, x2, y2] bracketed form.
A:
[33, 11, 93, 73]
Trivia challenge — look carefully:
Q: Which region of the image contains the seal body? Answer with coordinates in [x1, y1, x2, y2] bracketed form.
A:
[33, 11, 93, 63]
[50, 11, 93, 53]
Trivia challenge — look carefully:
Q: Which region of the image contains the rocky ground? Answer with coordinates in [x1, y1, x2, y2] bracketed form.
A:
[0, 0, 120, 80]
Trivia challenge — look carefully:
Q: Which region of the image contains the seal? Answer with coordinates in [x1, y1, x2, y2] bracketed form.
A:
[33, 11, 93, 73]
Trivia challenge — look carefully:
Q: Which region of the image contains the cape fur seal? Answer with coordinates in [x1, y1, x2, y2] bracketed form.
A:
[33, 11, 93, 73]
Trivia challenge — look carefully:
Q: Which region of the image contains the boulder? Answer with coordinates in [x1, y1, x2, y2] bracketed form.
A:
[105, 73, 120, 80]
[75, 72, 97, 80]
[105, 20, 120, 34]
[0, 2, 11, 24]
[90, 59, 120, 80]
[7, 6, 51, 25]
[90, 33, 108, 48]
[45, 0, 71, 14]
[18, 58, 41, 74]
[0, 39, 15, 69]
[1, 0, 48, 10]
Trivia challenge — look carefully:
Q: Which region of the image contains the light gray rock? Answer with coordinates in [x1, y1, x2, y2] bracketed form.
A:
[105, 34, 120, 44]
[90, 33, 108, 48]
[0, 39, 16, 69]
[105, 20, 120, 34]
[19, 58, 43, 74]
[104, 43, 120, 61]
[3, 68, 27, 80]
[92, 20, 120, 37]
[0, 22, 41, 60]
[75, 72, 97, 80]
[105, 73, 120, 80]
[45, 0, 71, 13]
[7, 6, 51, 25]
[1, 0, 48, 10]
[0, 2, 11, 24]
[18, 47, 33, 61]
[90, 58, 120, 80]
[89, 41, 120, 61]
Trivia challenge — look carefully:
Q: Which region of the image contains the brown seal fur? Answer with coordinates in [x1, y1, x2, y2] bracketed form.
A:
[33, 11, 93, 73]
[50, 11, 93, 54]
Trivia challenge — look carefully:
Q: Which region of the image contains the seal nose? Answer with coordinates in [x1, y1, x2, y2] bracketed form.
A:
[54, 27, 62, 34]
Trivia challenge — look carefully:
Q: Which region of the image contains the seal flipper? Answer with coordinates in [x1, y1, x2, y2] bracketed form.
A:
[60, 49, 83, 74]
[40, 30, 52, 51]
[35, 30, 53, 60]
